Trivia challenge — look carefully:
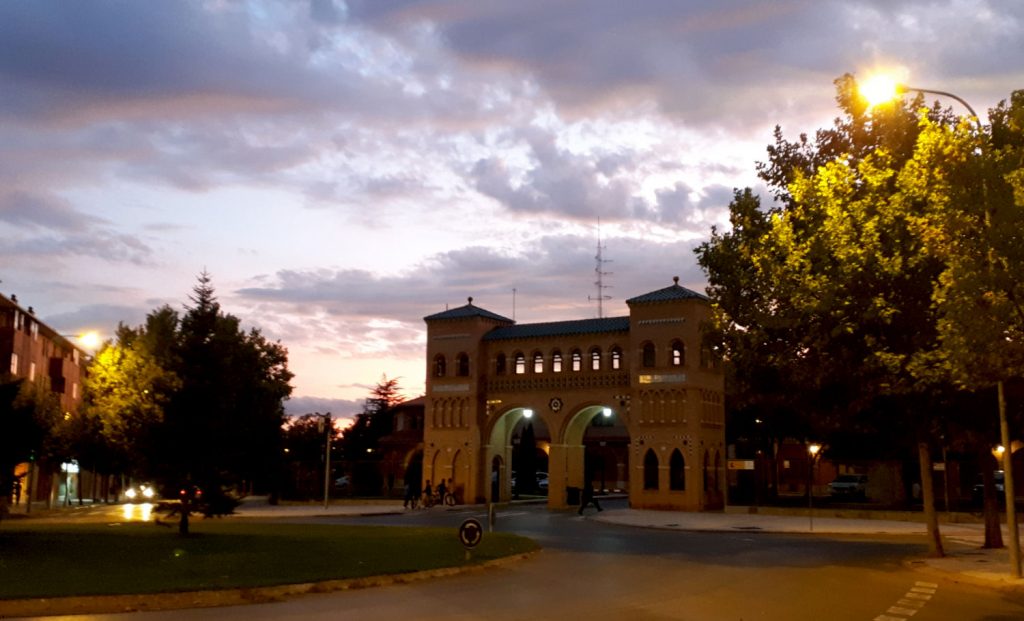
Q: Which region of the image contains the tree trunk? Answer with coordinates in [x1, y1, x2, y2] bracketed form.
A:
[981, 450, 1004, 548]
[918, 441, 944, 558]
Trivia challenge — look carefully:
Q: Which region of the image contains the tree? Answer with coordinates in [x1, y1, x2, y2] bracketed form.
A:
[283, 413, 341, 499]
[695, 75, 979, 557]
[339, 375, 405, 495]
[0, 378, 61, 522]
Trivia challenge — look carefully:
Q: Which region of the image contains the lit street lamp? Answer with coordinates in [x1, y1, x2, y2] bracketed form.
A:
[317, 412, 333, 510]
[808, 443, 821, 532]
[857, 73, 1020, 578]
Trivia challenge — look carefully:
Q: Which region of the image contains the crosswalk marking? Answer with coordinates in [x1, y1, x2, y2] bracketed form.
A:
[896, 599, 925, 608]
[915, 581, 938, 588]
[909, 586, 935, 594]
[887, 606, 918, 616]
[904, 592, 931, 600]
[875, 615, 907, 621]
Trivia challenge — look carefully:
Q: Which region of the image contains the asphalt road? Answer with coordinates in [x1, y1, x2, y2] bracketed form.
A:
[14, 499, 1024, 621]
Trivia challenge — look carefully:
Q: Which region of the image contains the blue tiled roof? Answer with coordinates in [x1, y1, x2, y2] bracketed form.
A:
[626, 278, 707, 305]
[484, 316, 630, 341]
[424, 302, 513, 323]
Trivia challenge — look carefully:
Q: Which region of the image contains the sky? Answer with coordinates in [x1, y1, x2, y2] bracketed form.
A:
[2, 1, 1022, 426]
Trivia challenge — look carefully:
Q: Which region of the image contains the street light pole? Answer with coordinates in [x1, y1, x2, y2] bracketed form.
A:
[322, 412, 332, 510]
[808, 443, 821, 532]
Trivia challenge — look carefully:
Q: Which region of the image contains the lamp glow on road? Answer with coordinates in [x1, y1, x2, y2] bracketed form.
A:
[858, 73, 904, 108]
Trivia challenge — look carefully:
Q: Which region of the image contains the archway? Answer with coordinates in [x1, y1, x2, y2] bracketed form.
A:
[553, 404, 630, 508]
[484, 407, 551, 502]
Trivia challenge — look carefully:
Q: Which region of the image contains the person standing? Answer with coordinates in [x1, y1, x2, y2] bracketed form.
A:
[578, 481, 602, 515]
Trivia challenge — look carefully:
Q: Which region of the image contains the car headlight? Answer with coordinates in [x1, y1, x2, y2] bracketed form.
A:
[125, 487, 138, 499]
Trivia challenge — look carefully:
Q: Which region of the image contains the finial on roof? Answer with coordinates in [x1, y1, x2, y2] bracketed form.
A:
[673, 276, 679, 285]
[468, 296, 474, 305]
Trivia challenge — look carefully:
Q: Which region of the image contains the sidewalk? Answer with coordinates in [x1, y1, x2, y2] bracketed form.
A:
[592, 507, 1024, 589]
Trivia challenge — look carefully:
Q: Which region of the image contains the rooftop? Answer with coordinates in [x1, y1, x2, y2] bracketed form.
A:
[484, 316, 630, 341]
[626, 277, 707, 305]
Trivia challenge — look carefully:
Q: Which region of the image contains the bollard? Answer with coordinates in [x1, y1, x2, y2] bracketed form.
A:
[488, 502, 496, 532]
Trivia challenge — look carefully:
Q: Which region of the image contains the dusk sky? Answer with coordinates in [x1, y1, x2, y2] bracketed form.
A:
[3, 1, 1021, 425]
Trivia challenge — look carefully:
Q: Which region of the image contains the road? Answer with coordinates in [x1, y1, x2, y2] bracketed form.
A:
[13, 499, 1024, 620]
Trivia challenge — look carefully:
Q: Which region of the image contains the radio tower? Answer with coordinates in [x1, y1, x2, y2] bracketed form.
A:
[588, 222, 613, 318]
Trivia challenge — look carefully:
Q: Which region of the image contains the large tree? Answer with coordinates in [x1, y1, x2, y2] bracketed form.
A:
[0, 378, 61, 522]
[695, 75, 990, 556]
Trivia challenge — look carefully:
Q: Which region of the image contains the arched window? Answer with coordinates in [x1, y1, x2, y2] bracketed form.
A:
[671, 340, 685, 366]
[703, 450, 710, 492]
[456, 353, 470, 376]
[433, 354, 447, 377]
[611, 346, 622, 370]
[670, 449, 686, 491]
[496, 353, 507, 375]
[552, 350, 563, 373]
[571, 349, 582, 372]
[714, 450, 721, 490]
[514, 352, 526, 375]
[643, 449, 659, 490]
[533, 352, 544, 373]
[590, 347, 601, 371]
[642, 342, 656, 368]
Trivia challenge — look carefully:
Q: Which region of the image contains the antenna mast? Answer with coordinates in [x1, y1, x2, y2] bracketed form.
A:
[588, 221, 613, 318]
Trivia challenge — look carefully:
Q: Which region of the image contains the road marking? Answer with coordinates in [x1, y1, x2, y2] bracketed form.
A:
[896, 599, 925, 608]
[904, 592, 931, 600]
[909, 586, 935, 594]
[875, 615, 906, 621]
[915, 582, 938, 588]
[887, 606, 918, 616]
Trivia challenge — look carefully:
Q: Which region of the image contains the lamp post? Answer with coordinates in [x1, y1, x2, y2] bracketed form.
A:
[808, 443, 821, 532]
[858, 74, 1020, 577]
[317, 412, 332, 510]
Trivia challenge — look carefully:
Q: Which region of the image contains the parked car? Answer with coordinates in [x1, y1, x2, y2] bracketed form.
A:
[828, 474, 868, 500]
[972, 470, 1005, 505]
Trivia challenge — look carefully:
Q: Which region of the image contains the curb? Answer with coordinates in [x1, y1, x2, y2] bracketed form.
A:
[903, 556, 1024, 591]
[0, 551, 540, 618]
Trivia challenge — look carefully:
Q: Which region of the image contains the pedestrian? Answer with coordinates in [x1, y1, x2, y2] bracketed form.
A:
[422, 479, 433, 507]
[437, 478, 447, 504]
[403, 481, 414, 509]
[578, 481, 602, 515]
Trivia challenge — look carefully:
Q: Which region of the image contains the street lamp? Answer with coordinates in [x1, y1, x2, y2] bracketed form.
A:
[808, 443, 821, 532]
[857, 73, 1020, 578]
[317, 412, 333, 510]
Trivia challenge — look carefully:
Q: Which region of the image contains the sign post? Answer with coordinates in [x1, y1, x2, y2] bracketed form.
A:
[458, 518, 483, 561]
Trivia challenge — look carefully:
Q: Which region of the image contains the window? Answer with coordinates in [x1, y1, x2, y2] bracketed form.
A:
[433, 354, 447, 377]
[496, 353, 507, 375]
[642, 342, 656, 368]
[590, 348, 601, 371]
[456, 353, 470, 377]
[30, 321, 38, 340]
[514, 352, 526, 375]
[643, 449, 659, 490]
[571, 349, 582, 372]
[611, 347, 622, 370]
[533, 352, 544, 374]
[72, 382, 78, 399]
[13, 311, 22, 330]
[29, 362, 36, 382]
[9, 352, 18, 375]
[670, 450, 686, 491]
[552, 350, 563, 373]
[671, 340, 685, 366]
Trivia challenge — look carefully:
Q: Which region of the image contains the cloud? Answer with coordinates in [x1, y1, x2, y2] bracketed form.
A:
[285, 395, 364, 420]
[0, 191, 101, 231]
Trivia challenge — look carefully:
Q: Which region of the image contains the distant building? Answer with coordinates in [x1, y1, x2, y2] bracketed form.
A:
[1, 292, 89, 507]
[421, 277, 726, 511]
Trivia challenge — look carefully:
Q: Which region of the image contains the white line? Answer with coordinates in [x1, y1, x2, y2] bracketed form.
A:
[904, 592, 931, 601]
[897, 599, 925, 608]
[875, 615, 907, 621]
[915, 581, 938, 588]
[888, 606, 918, 616]
[910, 587, 936, 594]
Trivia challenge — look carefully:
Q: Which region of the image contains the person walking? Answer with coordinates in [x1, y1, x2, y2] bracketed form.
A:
[578, 481, 602, 515]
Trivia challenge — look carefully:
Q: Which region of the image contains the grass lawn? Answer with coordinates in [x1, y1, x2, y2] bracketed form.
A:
[0, 521, 538, 599]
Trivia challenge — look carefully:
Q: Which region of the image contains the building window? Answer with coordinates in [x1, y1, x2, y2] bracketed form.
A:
[643, 449, 659, 490]
[670, 449, 686, 491]
[72, 382, 78, 399]
[571, 349, 582, 372]
[533, 352, 544, 374]
[30, 321, 39, 340]
[671, 340, 685, 366]
[590, 348, 601, 371]
[456, 353, 470, 377]
[552, 350, 563, 373]
[433, 354, 447, 377]
[9, 352, 18, 375]
[29, 362, 36, 382]
[496, 353, 507, 375]
[642, 342, 655, 368]
[514, 352, 526, 375]
[611, 347, 622, 370]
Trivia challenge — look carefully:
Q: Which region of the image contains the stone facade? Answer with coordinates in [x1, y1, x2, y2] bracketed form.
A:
[422, 278, 726, 511]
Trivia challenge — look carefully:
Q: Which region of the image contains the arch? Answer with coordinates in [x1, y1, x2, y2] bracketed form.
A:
[643, 449, 659, 490]
[641, 342, 656, 368]
[559, 403, 632, 505]
[702, 450, 710, 492]
[490, 455, 503, 502]
[450, 449, 464, 501]
[533, 351, 544, 374]
[484, 406, 552, 504]
[496, 352, 507, 375]
[670, 449, 686, 491]
[433, 354, 447, 377]
[514, 352, 526, 374]
[551, 349, 563, 373]
[590, 347, 602, 371]
[714, 449, 721, 491]
[610, 346, 623, 370]
[456, 352, 470, 376]
[670, 340, 685, 366]
[571, 349, 582, 372]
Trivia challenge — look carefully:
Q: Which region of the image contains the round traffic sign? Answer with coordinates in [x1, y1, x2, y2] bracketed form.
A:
[458, 518, 483, 548]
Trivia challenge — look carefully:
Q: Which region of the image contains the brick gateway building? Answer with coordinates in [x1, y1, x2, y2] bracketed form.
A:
[421, 278, 725, 511]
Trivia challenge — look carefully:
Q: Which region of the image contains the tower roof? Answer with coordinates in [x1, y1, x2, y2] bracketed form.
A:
[626, 277, 707, 305]
[423, 297, 513, 323]
[484, 316, 629, 341]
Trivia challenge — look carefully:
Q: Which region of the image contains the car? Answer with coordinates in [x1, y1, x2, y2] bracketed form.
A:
[334, 475, 351, 491]
[828, 474, 868, 500]
[124, 483, 156, 503]
[510, 471, 549, 492]
[972, 470, 1005, 505]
